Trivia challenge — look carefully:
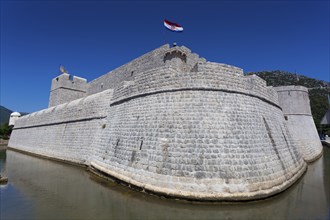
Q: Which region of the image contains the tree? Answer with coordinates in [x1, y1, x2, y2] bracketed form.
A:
[0, 123, 12, 140]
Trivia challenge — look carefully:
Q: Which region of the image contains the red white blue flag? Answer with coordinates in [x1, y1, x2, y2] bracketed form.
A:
[164, 19, 183, 32]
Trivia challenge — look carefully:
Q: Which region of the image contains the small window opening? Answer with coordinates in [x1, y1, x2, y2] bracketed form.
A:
[56, 77, 59, 81]
[69, 74, 74, 81]
[116, 139, 120, 147]
[139, 140, 143, 150]
[131, 71, 134, 76]
[284, 116, 288, 121]
[101, 83, 104, 88]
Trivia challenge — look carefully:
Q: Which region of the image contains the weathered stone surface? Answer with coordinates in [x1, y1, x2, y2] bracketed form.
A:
[9, 44, 319, 201]
[10, 89, 113, 164]
[275, 86, 323, 162]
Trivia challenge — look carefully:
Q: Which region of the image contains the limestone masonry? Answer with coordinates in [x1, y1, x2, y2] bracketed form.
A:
[9, 44, 322, 201]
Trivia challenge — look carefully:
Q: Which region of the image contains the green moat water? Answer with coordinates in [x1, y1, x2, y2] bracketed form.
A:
[0, 147, 329, 220]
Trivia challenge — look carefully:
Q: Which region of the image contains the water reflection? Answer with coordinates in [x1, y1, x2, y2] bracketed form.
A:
[0, 147, 329, 220]
[0, 149, 6, 173]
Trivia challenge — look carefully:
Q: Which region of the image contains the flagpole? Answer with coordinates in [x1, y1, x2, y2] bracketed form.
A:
[163, 26, 166, 45]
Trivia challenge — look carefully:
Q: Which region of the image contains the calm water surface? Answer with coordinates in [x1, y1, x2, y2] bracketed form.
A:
[0, 147, 329, 220]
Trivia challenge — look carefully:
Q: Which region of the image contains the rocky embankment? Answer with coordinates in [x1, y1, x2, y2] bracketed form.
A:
[0, 139, 8, 151]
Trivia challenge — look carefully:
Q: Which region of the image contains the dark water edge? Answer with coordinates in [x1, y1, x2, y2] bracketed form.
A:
[0, 147, 329, 220]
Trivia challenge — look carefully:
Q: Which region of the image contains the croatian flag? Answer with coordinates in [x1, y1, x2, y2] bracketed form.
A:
[164, 19, 183, 32]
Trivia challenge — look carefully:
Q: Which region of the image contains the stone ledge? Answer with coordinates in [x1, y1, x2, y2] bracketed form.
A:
[90, 160, 307, 201]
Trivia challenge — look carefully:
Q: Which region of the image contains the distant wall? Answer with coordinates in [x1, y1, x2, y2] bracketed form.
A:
[275, 86, 322, 162]
[10, 89, 113, 164]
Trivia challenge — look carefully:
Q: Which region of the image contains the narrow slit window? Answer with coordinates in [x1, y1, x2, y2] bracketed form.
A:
[139, 140, 143, 150]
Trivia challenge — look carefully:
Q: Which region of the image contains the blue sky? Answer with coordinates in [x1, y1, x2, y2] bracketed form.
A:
[1, 0, 329, 113]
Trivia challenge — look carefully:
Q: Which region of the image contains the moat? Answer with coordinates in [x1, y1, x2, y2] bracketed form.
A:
[1, 146, 329, 220]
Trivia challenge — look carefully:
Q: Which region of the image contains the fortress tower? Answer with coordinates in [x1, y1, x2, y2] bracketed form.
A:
[9, 112, 21, 127]
[275, 86, 323, 162]
[49, 73, 87, 107]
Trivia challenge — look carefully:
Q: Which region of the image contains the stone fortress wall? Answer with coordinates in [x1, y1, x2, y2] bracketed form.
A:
[275, 86, 323, 162]
[9, 44, 322, 201]
[10, 89, 113, 164]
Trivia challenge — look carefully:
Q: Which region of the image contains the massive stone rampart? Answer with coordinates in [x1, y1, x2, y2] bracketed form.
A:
[9, 44, 313, 201]
[86, 62, 306, 200]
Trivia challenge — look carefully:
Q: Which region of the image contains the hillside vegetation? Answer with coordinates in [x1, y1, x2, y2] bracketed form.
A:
[247, 70, 330, 134]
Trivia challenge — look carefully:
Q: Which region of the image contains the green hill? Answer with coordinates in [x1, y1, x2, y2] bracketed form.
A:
[247, 70, 330, 134]
[0, 105, 12, 125]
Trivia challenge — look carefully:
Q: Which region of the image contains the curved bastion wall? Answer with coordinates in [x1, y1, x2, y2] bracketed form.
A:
[275, 86, 323, 162]
[89, 62, 306, 200]
[9, 44, 313, 201]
